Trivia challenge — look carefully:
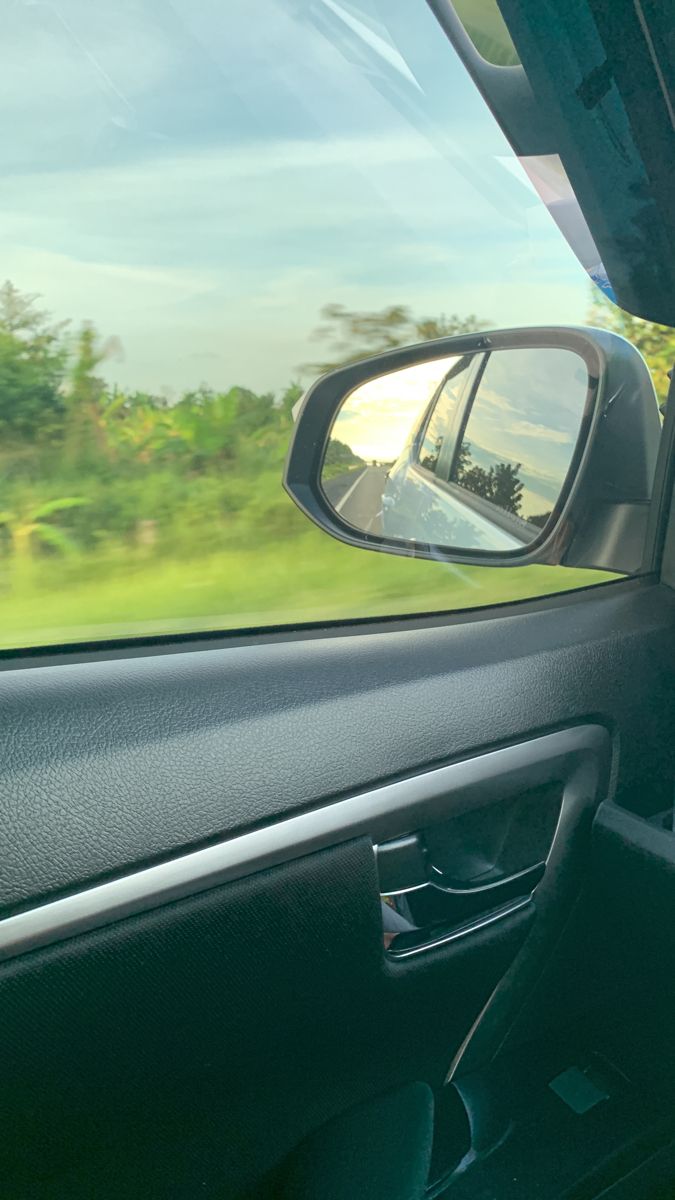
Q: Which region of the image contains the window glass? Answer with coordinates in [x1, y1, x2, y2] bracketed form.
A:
[0, 0, 663, 649]
[450, 348, 589, 526]
[453, 0, 520, 66]
[417, 358, 477, 475]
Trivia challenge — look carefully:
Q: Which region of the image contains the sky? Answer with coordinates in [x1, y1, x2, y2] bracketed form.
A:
[0, 0, 597, 399]
[330, 357, 458, 461]
[458, 346, 588, 516]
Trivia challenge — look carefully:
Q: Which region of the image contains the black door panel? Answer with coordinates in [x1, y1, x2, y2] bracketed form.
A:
[0, 840, 531, 1199]
[0, 723, 608, 1198]
[0, 580, 672, 914]
[592, 799, 675, 999]
[0, 579, 673, 1197]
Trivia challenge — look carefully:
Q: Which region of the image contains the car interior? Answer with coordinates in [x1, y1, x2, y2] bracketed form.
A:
[1, 1, 675, 1198]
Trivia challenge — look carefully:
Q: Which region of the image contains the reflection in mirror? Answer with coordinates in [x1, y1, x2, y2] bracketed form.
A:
[320, 347, 590, 554]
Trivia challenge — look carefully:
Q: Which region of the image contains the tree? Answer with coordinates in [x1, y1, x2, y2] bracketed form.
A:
[0, 281, 68, 441]
[278, 383, 303, 421]
[456, 461, 492, 499]
[490, 461, 524, 515]
[588, 292, 675, 409]
[454, 439, 473, 480]
[304, 304, 489, 374]
[63, 324, 122, 466]
[454, 443, 524, 515]
[322, 438, 365, 480]
[232, 387, 277, 437]
[415, 315, 486, 341]
[102, 391, 175, 466]
[0, 281, 58, 337]
[170, 387, 241, 468]
[0, 496, 88, 565]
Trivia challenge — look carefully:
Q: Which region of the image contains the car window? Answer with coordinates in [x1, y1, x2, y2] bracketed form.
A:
[449, 348, 590, 526]
[0, 0, 669, 650]
[452, 0, 520, 66]
[417, 357, 478, 476]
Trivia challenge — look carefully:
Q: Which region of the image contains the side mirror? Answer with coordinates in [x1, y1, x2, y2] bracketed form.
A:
[284, 327, 661, 574]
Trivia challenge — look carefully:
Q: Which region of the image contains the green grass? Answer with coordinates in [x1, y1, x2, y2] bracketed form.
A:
[0, 529, 615, 648]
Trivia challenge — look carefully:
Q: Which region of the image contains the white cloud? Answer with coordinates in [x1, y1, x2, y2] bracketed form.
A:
[0, 244, 212, 317]
[0, 134, 512, 249]
[510, 420, 572, 444]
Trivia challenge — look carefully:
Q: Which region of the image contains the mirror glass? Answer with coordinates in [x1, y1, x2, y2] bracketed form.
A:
[320, 346, 591, 553]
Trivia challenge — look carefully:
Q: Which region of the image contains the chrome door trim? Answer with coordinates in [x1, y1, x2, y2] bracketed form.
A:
[0, 724, 609, 964]
[387, 896, 534, 959]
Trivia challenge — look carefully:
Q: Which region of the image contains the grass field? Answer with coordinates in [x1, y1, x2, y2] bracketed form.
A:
[0, 528, 615, 649]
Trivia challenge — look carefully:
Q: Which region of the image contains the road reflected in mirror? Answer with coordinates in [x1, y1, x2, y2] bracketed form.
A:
[321, 346, 590, 553]
[322, 356, 459, 536]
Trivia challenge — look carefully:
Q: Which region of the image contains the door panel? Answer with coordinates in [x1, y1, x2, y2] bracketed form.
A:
[0, 841, 531, 1199]
[0, 580, 672, 914]
[0, 579, 673, 1196]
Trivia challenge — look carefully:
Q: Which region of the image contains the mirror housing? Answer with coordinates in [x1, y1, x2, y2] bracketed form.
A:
[284, 327, 661, 575]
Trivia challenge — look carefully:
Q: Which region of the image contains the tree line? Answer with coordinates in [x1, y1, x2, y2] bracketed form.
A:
[0, 281, 305, 575]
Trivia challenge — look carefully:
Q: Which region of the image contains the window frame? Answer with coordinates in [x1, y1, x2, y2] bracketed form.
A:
[414, 353, 482, 479]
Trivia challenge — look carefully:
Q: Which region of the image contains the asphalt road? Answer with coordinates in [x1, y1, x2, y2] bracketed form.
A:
[323, 465, 388, 534]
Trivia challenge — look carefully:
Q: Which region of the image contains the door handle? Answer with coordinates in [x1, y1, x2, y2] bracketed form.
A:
[383, 895, 533, 959]
[377, 835, 544, 957]
[375, 833, 545, 900]
[427, 859, 546, 901]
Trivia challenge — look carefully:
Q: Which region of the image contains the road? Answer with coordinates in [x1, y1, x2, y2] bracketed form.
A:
[323, 465, 388, 534]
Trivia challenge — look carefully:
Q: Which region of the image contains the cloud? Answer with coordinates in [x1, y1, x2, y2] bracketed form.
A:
[478, 388, 516, 414]
[510, 420, 572, 444]
[0, 244, 212, 313]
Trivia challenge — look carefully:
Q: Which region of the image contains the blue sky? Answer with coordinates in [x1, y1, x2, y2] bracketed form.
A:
[0, 0, 595, 396]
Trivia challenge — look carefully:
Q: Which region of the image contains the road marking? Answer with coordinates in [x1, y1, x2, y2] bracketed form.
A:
[334, 467, 367, 515]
